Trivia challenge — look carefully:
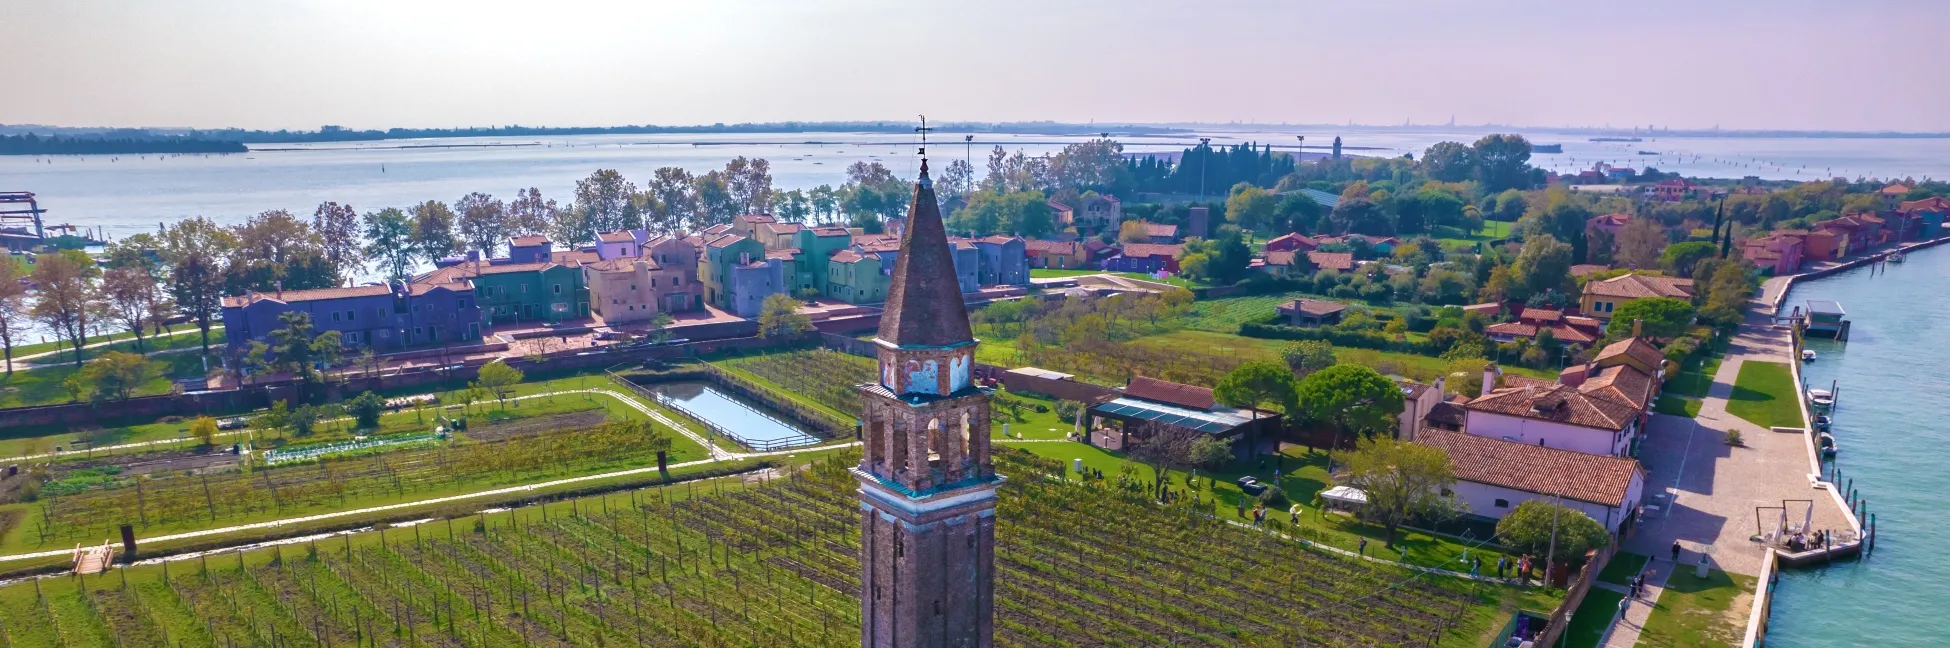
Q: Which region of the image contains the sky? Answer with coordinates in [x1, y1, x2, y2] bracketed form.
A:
[4, 0, 1948, 132]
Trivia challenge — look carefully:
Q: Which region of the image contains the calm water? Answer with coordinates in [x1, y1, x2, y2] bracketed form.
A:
[6, 128, 1948, 244]
[649, 381, 812, 447]
[1767, 245, 1950, 646]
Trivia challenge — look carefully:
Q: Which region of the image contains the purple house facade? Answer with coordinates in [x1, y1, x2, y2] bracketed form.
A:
[221, 279, 484, 356]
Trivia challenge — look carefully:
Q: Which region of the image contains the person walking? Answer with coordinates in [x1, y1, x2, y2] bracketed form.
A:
[1670, 540, 1683, 562]
[1630, 574, 1643, 598]
[1359, 538, 1368, 557]
[1496, 556, 1508, 579]
[1617, 595, 1631, 622]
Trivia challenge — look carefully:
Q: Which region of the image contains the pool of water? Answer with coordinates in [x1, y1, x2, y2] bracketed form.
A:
[1765, 244, 1950, 646]
[649, 381, 817, 450]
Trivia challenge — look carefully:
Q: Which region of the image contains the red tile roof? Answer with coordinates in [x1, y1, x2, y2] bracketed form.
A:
[1124, 376, 1215, 410]
[223, 284, 394, 308]
[1142, 222, 1177, 238]
[1264, 250, 1298, 266]
[1466, 383, 1640, 431]
[1306, 251, 1355, 271]
[1520, 308, 1563, 322]
[510, 235, 550, 247]
[597, 231, 635, 243]
[1024, 239, 1082, 256]
[1588, 213, 1633, 227]
[1898, 197, 1950, 213]
[1596, 337, 1666, 372]
[1417, 430, 1641, 506]
[1580, 363, 1654, 409]
[1583, 273, 1694, 300]
[1279, 298, 1347, 317]
[705, 234, 749, 249]
[1881, 183, 1911, 195]
[586, 257, 661, 272]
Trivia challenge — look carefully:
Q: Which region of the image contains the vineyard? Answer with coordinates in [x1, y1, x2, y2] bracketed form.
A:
[716, 350, 875, 418]
[14, 417, 694, 552]
[0, 449, 1535, 647]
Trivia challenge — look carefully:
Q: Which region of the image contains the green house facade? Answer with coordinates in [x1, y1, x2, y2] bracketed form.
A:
[424, 261, 589, 329]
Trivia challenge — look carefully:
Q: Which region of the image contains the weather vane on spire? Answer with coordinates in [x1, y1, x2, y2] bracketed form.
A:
[915, 114, 931, 157]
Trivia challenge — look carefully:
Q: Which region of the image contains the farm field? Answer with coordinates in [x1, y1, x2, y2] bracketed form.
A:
[0, 449, 1555, 648]
[1129, 330, 1553, 383]
[0, 378, 713, 555]
[1179, 290, 1348, 333]
[714, 349, 874, 421]
[1433, 219, 1514, 250]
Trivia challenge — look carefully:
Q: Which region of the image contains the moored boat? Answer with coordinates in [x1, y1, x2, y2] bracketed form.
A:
[1802, 349, 1817, 362]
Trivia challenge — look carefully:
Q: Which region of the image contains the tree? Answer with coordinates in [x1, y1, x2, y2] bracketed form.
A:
[100, 266, 160, 352]
[508, 187, 558, 237]
[169, 250, 226, 357]
[1126, 424, 1223, 500]
[267, 311, 325, 392]
[1332, 437, 1462, 548]
[348, 391, 386, 429]
[1326, 197, 1392, 236]
[809, 185, 838, 224]
[456, 192, 511, 258]
[1615, 217, 1668, 269]
[1495, 500, 1610, 568]
[189, 416, 219, 447]
[1507, 235, 1574, 301]
[1296, 364, 1404, 447]
[409, 200, 460, 265]
[1224, 184, 1279, 233]
[81, 351, 156, 402]
[290, 404, 321, 437]
[1281, 340, 1337, 375]
[1421, 141, 1475, 183]
[1611, 297, 1695, 339]
[0, 258, 27, 374]
[576, 169, 638, 233]
[694, 171, 737, 225]
[1214, 361, 1300, 417]
[476, 361, 524, 408]
[1660, 241, 1716, 277]
[758, 293, 813, 338]
[362, 207, 419, 281]
[723, 157, 774, 215]
[29, 249, 100, 367]
[311, 201, 361, 281]
[1116, 220, 1152, 244]
[1471, 134, 1534, 192]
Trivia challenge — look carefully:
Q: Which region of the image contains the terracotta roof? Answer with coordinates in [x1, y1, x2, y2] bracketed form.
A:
[1401, 380, 1436, 401]
[1552, 325, 1598, 345]
[1307, 251, 1355, 271]
[1266, 232, 1317, 249]
[1881, 184, 1911, 195]
[1466, 383, 1640, 431]
[550, 250, 600, 265]
[1082, 239, 1114, 253]
[1418, 429, 1641, 507]
[1024, 239, 1082, 255]
[706, 234, 749, 249]
[702, 224, 733, 235]
[1142, 222, 1177, 238]
[1570, 264, 1610, 277]
[1898, 197, 1950, 213]
[586, 257, 658, 272]
[1124, 376, 1215, 410]
[223, 284, 394, 308]
[597, 231, 635, 243]
[1047, 199, 1072, 212]
[1119, 243, 1182, 259]
[1596, 338, 1665, 371]
[1582, 273, 1694, 300]
[876, 163, 975, 348]
[1588, 213, 1632, 227]
[510, 235, 550, 247]
[763, 222, 805, 236]
[1264, 250, 1298, 266]
[766, 248, 799, 260]
[1485, 321, 1539, 338]
[1580, 363, 1654, 409]
[1279, 298, 1347, 317]
[830, 250, 869, 263]
[736, 213, 776, 224]
[975, 235, 1021, 245]
[810, 225, 851, 237]
[1520, 308, 1562, 322]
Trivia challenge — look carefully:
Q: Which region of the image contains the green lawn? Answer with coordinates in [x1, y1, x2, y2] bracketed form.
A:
[1180, 290, 1380, 332]
[1655, 394, 1702, 417]
[1598, 552, 1650, 586]
[1132, 329, 1554, 383]
[990, 390, 1075, 440]
[1725, 361, 1803, 429]
[1666, 355, 1724, 399]
[19, 327, 227, 366]
[1637, 569, 1756, 648]
[1563, 587, 1626, 648]
[1434, 220, 1514, 250]
[2, 326, 224, 360]
[1002, 440, 1523, 571]
[0, 351, 207, 409]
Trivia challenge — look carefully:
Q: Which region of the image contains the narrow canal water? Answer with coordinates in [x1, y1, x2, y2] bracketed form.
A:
[1766, 245, 1950, 646]
[649, 381, 815, 449]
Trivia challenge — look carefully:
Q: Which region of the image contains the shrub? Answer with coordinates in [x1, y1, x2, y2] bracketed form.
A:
[1258, 485, 1289, 509]
[1725, 429, 1743, 446]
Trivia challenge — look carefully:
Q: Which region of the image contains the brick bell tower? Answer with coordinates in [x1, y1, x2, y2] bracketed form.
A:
[853, 141, 1002, 648]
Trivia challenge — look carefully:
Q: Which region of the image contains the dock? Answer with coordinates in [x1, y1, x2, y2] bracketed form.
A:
[1801, 299, 1849, 339]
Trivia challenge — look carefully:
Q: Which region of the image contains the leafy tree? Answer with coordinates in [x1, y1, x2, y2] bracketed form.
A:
[1213, 360, 1300, 417]
[1333, 437, 1462, 548]
[267, 311, 336, 394]
[508, 187, 559, 237]
[694, 170, 738, 225]
[1176, 231, 1253, 284]
[1615, 216, 1668, 269]
[100, 266, 160, 352]
[189, 416, 219, 447]
[1421, 141, 1475, 183]
[168, 249, 225, 358]
[29, 249, 100, 367]
[1495, 500, 1610, 567]
[1281, 340, 1337, 375]
[1127, 425, 1224, 500]
[80, 351, 156, 402]
[1326, 197, 1392, 236]
[1471, 134, 1534, 192]
[1507, 235, 1574, 301]
[476, 361, 524, 408]
[1296, 364, 1404, 447]
[290, 404, 320, 437]
[408, 200, 460, 266]
[311, 201, 362, 280]
[0, 257, 30, 374]
[723, 157, 774, 215]
[758, 293, 814, 338]
[1224, 184, 1279, 233]
[456, 192, 511, 257]
[362, 207, 419, 281]
[1117, 220, 1152, 244]
[1609, 297, 1695, 339]
[1660, 241, 1716, 277]
[348, 391, 387, 429]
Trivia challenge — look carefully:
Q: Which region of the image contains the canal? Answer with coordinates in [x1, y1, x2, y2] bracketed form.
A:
[1766, 244, 1950, 646]
[649, 381, 822, 451]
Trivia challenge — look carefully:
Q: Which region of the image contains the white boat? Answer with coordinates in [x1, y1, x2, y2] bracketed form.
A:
[1808, 388, 1835, 408]
[1802, 349, 1817, 362]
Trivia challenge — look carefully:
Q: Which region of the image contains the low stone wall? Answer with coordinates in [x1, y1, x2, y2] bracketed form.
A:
[1536, 545, 1614, 648]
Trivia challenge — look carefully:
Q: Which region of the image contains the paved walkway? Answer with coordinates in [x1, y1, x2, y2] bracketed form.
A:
[1625, 290, 1850, 576]
[1596, 557, 1674, 648]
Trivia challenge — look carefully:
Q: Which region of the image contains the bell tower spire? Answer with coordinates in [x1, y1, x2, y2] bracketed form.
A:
[854, 113, 1001, 648]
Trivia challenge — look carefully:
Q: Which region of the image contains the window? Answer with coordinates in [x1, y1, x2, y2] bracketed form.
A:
[520, 284, 528, 294]
[552, 284, 561, 295]
[377, 309, 387, 319]
[1494, 499, 1510, 509]
[331, 311, 341, 322]
[630, 284, 636, 291]
[347, 310, 356, 321]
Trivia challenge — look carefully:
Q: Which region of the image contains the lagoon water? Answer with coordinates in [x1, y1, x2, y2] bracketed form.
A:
[1766, 244, 1950, 646]
[5, 128, 1948, 244]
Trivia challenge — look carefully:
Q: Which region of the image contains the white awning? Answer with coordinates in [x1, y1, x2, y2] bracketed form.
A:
[1321, 486, 1368, 505]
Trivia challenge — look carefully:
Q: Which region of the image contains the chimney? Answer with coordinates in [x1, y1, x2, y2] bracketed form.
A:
[1480, 364, 1500, 397]
[1433, 377, 1445, 396]
[1631, 318, 1643, 338]
[275, 281, 283, 300]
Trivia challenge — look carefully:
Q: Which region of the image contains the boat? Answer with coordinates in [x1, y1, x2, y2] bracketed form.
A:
[1532, 144, 1563, 153]
[1802, 349, 1817, 362]
[1813, 414, 1832, 431]
[1590, 137, 1642, 142]
[1818, 433, 1838, 458]
[1808, 388, 1835, 409]
[1637, 150, 1659, 155]
[1888, 251, 1905, 264]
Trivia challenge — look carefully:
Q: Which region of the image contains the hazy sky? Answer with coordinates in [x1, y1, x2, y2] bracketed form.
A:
[5, 0, 1948, 132]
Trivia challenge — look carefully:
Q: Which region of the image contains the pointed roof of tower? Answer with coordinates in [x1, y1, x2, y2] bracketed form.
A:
[876, 159, 975, 348]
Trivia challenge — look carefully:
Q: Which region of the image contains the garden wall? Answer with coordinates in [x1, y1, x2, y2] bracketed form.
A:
[1536, 544, 1614, 648]
[998, 368, 1118, 404]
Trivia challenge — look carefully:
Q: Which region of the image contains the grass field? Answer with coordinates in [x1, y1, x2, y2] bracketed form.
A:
[1637, 569, 1756, 648]
[1179, 290, 1374, 333]
[1562, 587, 1625, 648]
[1597, 552, 1650, 586]
[19, 328, 229, 367]
[0, 352, 207, 409]
[1725, 361, 1802, 429]
[1434, 220, 1515, 250]
[1130, 330, 1553, 383]
[0, 448, 1552, 648]
[3, 326, 225, 361]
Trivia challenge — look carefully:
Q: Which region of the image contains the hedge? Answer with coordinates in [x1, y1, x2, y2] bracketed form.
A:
[1238, 320, 1450, 356]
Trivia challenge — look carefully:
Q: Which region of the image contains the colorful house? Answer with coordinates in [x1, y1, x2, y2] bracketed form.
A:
[1024, 239, 1087, 270]
[221, 279, 483, 355]
[595, 230, 640, 260]
[1650, 178, 1695, 202]
[701, 234, 785, 317]
[1077, 195, 1123, 232]
[1898, 197, 1948, 240]
[506, 235, 553, 264]
[1579, 273, 1694, 321]
[969, 235, 1029, 286]
[583, 235, 703, 324]
[1102, 243, 1181, 274]
[1047, 200, 1075, 228]
[1586, 213, 1632, 236]
[1741, 230, 1807, 275]
[1485, 308, 1602, 347]
[426, 261, 588, 327]
[1264, 232, 1319, 253]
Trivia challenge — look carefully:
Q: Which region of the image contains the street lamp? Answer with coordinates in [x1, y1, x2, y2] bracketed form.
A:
[1296, 135, 1305, 162]
[964, 135, 975, 195]
[1198, 137, 1212, 200]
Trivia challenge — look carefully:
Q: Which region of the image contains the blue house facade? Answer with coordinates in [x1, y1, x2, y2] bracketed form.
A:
[968, 235, 1029, 286]
[221, 279, 483, 356]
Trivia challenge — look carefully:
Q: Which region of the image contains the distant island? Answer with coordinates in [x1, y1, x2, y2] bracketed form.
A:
[0, 121, 1187, 155]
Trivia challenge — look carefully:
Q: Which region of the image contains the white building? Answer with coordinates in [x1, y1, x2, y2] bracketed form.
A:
[1419, 429, 1645, 532]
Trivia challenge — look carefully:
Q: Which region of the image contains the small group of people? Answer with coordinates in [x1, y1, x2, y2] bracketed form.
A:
[1785, 529, 1837, 553]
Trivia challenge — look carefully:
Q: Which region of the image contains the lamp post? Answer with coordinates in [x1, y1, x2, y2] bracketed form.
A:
[1296, 135, 1305, 163]
[964, 135, 975, 195]
[1198, 137, 1213, 201]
